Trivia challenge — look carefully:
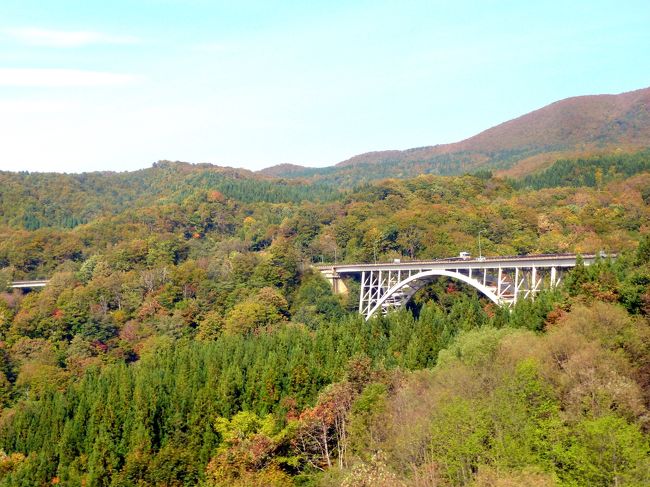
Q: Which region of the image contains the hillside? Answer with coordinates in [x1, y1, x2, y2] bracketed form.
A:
[255, 163, 317, 178]
[260, 86, 650, 184]
[1, 96, 650, 487]
[1, 162, 650, 484]
[0, 160, 341, 230]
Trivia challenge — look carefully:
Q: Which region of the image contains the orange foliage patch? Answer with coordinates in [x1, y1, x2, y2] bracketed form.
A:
[207, 190, 226, 202]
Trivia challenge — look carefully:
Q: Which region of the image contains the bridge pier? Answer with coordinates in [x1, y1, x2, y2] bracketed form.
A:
[321, 268, 348, 295]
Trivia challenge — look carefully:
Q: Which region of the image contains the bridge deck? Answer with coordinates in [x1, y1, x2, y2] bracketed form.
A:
[317, 253, 603, 274]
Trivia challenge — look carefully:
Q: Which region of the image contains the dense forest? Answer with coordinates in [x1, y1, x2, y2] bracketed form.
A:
[0, 161, 340, 230]
[1, 151, 650, 485]
[515, 150, 650, 190]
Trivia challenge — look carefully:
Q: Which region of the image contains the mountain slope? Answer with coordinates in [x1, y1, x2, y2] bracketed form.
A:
[0, 160, 341, 230]
[260, 86, 650, 182]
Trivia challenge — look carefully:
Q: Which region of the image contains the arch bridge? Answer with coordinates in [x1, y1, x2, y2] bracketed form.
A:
[317, 254, 604, 320]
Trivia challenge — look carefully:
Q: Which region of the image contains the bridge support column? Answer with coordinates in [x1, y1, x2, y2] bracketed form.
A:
[532, 266, 537, 287]
[322, 269, 348, 295]
[359, 271, 367, 314]
[514, 267, 520, 303]
[551, 267, 557, 287]
[497, 267, 502, 298]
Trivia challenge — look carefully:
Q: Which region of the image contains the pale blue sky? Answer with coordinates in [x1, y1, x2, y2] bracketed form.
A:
[0, 0, 649, 173]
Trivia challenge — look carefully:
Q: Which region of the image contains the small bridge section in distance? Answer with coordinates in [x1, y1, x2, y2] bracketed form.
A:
[318, 254, 603, 320]
[9, 280, 50, 289]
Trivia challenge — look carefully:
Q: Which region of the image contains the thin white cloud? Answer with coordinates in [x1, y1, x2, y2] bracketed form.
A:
[4, 27, 138, 47]
[0, 98, 75, 113]
[0, 68, 140, 87]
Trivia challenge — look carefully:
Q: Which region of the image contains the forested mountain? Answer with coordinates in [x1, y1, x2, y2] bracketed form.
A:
[3, 151, 649, 279]
[0, 161, 340, 230]
[259, 86, 650, 185]
[1, 151, 650, 485]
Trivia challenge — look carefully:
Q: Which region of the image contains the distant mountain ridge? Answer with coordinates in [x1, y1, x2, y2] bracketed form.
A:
[0, 160, 341, 230]
[259, 86, 650, 181]
[256, 163, 311, 178]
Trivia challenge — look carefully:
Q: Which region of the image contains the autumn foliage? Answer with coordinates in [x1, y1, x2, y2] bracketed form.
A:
[0, 154, 649, 484]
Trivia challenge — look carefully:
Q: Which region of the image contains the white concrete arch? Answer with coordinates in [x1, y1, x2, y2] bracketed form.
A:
[365, 269, 501, 320]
